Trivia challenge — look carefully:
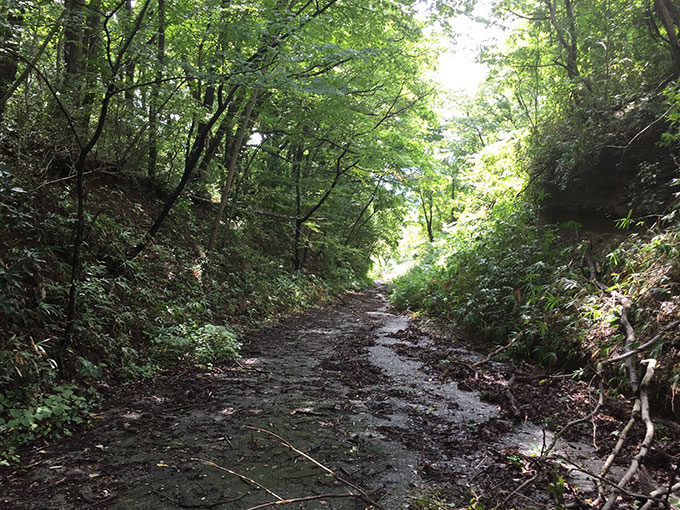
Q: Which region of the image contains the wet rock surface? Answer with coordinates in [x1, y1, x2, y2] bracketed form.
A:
[0, 285, 626, 509]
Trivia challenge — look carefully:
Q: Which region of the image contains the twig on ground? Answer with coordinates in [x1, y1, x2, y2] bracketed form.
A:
[493, 472, 538, 509]
[243, 493, 361, 510]
[473, 337, 518, 367]
[554, 457, 667, 505]
[195, 459, 284, 501]
[152, 489, 247, 508]
[244, 425, 386, 510]
[542, 370, 604, 456]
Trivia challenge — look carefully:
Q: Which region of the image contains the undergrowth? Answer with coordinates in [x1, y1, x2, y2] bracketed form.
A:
[392, 198, 680, 413]
[0, 166, 368, 463]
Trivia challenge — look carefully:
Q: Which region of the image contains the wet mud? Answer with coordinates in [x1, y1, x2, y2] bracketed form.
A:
[0, 285, 653, 509]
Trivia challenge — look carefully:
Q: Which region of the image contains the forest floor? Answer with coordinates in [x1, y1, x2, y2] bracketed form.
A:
[0, 284, 670, 509]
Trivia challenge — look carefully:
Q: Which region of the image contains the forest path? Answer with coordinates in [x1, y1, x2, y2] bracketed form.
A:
[1, 285, 602, 509]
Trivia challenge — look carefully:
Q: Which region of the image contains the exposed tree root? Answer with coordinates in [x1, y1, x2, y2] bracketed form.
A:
[595, 399, 640, 501]
[611, 291, 640, 392]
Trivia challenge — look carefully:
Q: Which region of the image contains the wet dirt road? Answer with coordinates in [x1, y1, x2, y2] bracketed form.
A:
[0, 285, 603, 509]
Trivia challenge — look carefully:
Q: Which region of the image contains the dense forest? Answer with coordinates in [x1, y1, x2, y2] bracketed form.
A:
[1, 0, 680, 507]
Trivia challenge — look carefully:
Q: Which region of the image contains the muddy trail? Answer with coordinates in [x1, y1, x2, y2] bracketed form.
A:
[1, 284, 665, 509]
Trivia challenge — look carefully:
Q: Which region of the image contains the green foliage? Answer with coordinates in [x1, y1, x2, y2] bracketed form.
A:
[152, 323, 241, 365]
[392, 200, 585, 365]
[0, 385, 92, 465]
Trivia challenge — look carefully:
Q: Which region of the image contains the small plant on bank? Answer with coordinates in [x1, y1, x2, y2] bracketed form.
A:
[0, 384, 93, 466]
[152, 323, 242, 365]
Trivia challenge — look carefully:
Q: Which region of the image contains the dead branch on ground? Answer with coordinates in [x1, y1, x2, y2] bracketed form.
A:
[473, 336, 518, 368]
[244, 425, 387, 510]
[602, 359, 658, 510]
[243, 493, 362, 510]
[196, 460, 284, 501]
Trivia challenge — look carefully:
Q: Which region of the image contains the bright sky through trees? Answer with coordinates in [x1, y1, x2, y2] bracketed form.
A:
[425, 0, 518, 94]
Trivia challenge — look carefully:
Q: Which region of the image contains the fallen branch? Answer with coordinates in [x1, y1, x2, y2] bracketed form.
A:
[554, 457, 668, 505]
[473, 337, 517, 368]
[604, 320, 680, 365]
[596, 399, 641, 502]
[602, 359, 658, 510]
[244, 493, 361, 510]
[244, 425, 386, 510]
[639, 481, 680, 510]
[611, 291, 639, 392]
[196, 459, 284, 501]
[152, 488, 247, 508]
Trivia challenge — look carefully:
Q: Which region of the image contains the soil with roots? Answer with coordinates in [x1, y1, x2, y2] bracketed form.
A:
[1, 285, 678, 509]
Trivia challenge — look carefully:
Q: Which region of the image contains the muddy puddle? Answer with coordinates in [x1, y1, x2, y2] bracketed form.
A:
[1, 285, 612, 509]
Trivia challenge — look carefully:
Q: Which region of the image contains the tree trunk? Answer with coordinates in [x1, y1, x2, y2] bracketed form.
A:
[547, 0, 580, 80]
[63, 0, 84, 91]
[197, 100, 238, 178]
[345, 179, 381, 244]
[129, 0, 341, 258]
[0, 9, 65, 118]
[420, 189, 434, 242]
[655, 0, 680, 77]
[0, 5, 23, 120]
[60, 0, 153, 371]
[80, 0, 102, 114]
[124, 0, 135, 103]
[148, 0, 165, 177]
[292, 143, 304, 270]
[207, 90, 259, 252]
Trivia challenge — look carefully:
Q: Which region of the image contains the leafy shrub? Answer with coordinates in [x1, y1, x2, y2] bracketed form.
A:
[0, 384, 92, 465]
[153, 323, 241, 365]
[392, 201, 588, 365]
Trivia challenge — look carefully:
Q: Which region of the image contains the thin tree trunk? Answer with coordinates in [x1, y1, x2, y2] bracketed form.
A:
[123, 0, 135, 103]
[0, 7, 22, 113]
[0, 9, 64, 117]
[345, 179, 381, 244]
[293, 147, 356, 270]
[228, 133, 266, 220]
[63, 0, 84, 91]
[128, 86, 238, 259]
[130, 0, 341, 258]
[420, 189, 434, 242]
[207, 90, 259, 252]
[80, 0, 102, 113]
[60, 0, 153, 371]
[656, 0, 680, 76]
[292, 144, 304, 270]
[197, 100, 238, 177]
[148, 0, 165, 177]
